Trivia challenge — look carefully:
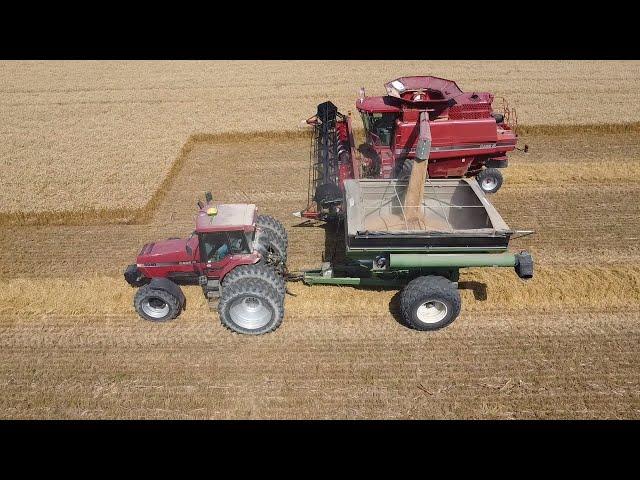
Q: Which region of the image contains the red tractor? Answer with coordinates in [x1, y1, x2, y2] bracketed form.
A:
[124, 192, 288, 335]
[299, 76, 525, 221]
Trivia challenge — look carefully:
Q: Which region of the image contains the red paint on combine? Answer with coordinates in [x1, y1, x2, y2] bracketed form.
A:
[354, 76, 518, 181]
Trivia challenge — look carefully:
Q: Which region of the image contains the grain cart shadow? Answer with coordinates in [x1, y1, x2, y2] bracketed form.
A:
[388, 290, 407, 327]
[458, 281, 488, 301]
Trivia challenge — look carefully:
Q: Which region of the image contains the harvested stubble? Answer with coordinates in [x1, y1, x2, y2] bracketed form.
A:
[1, 265, 639, 318]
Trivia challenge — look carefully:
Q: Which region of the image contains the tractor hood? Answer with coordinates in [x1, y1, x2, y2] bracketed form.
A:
[137, 238, 193, 265]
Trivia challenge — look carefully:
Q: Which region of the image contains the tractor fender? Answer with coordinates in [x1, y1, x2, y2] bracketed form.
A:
[148, 278, 186, 308]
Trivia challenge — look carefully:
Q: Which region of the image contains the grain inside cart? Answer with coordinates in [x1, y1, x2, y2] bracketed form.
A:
[301, 178, 534, 330]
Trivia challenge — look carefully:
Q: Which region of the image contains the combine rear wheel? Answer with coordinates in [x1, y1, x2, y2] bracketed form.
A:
[476, 168, 503, 194]
[400, 276, 461, 331]
[134, 285, 182, 322]
[218, 280, 284, 335]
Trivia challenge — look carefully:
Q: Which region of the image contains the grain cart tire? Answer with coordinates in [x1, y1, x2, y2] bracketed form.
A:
[256, 215, 288, 247]
[134, 284, 182, 322]
[476, 168, 503, 194]
[398, 158, 414, 181]
[400, 276, 461, 331]
[222, 264, 286, 299]
[492, 113, 505, 123]
[255, 228, 288, 264]
[218, 280, 284, 335]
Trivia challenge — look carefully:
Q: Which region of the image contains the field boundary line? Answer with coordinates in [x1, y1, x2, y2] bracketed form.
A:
[2, 121, 638, 227]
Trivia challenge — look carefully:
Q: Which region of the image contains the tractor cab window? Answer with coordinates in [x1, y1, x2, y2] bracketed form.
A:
[199, 231, 249, 264]
[361, 112, 396, 146]
[226, 231, 250, 254]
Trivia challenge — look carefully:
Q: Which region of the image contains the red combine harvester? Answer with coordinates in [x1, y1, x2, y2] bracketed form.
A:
[298, 76, 526, 221]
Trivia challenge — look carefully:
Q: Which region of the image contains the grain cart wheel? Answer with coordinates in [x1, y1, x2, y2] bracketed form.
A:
[476, 168, 503, 194]
[222, 264, 286, 299]
[255, 228, 288, 264]
[398, 158, 414, 181]
[218, 280, 284, 335]
[400, 276, 461, 331]
[256, 215, 288, 247]
[134, 284, 182, 322]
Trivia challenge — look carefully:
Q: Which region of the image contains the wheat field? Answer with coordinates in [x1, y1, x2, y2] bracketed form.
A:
[1, 61, 639, 220]
[0, 61, 639, 418]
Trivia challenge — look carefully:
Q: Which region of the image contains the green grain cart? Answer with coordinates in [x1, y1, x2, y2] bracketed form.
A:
[302, 178, 534, 330]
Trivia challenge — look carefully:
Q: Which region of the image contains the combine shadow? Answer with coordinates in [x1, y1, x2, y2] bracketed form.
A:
[322, 220, 346, 264]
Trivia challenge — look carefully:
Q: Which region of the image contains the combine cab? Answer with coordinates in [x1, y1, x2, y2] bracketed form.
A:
[299, 76, 525, 221]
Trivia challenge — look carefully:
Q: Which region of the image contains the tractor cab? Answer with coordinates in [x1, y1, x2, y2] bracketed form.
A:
[194, 202, 258, 258]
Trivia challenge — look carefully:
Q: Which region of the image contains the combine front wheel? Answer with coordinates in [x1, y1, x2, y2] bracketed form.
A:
[398, 158, 414, 181]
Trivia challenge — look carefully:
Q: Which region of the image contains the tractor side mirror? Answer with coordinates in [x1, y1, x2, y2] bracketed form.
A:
[197, 200, 204, 209]
[205, 191, 213, 203]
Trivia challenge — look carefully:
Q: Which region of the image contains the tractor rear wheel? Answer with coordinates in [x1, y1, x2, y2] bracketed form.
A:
[476, 168, 503, 194]
[222, 264, 286, 298]
[255, 228, 288, 264]
[400, 276, 461, 331]
[256, 215, 288, 246]
[134, 285, 182, 322]
[218, 280, 284, 335]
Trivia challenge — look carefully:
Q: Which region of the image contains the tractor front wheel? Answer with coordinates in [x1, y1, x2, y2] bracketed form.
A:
[400, 276, 461, 331]
[134, 285, 182, 322]
[218, 280, 284, 335]
[476, 168, 503, 194]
